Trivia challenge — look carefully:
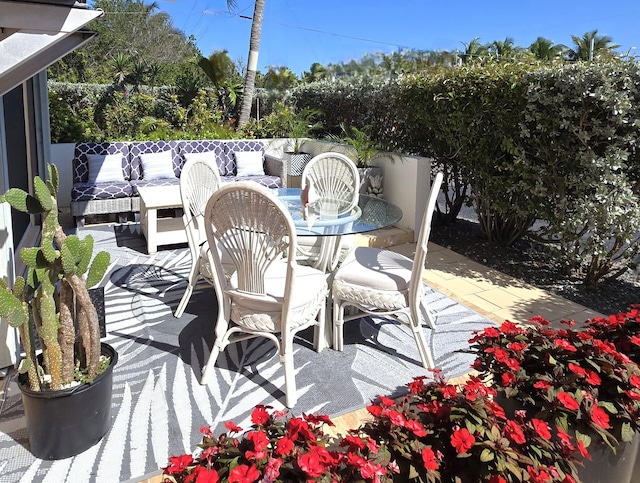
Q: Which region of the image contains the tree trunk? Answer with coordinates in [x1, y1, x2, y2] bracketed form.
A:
[237, 0, 265, 128]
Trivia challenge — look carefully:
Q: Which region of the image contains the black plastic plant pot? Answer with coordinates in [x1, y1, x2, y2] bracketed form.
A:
[18, 343, 118, 460]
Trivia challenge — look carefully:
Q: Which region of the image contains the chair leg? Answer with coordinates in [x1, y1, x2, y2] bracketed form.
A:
[200, 342, 222, 385]
[174, 285, 194, 318]
[313, 298, 327, 352]
[333, 300, 345, 351]
[174, 261, 200, 318]
[280, 347, 297, 408]
[410, 318, 435, 369]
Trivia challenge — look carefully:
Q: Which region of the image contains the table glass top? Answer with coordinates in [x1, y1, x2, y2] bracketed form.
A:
[274, 188, 403, 236]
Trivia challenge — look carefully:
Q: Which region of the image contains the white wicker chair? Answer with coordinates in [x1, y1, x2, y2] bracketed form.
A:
[200, 182, 328, 408]
[174, 158, 222, 318]
[331, 172, 444, 368]
[298, 152, 360, 270]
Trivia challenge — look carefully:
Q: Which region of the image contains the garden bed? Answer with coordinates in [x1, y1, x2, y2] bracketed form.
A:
[430, 218, 640, 317]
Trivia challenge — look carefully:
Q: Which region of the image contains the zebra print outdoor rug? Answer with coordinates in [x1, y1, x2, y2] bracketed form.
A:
[0, 224, 497, 482]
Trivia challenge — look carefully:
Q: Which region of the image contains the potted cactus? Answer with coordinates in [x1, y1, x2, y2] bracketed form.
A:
[0, 163, 116, 460]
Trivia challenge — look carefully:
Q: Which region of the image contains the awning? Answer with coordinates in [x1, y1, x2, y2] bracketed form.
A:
[0, 1, 103, 96]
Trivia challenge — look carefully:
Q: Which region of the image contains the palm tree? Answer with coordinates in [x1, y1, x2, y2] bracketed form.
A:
[567, 30, 620, 61]
[460, 38, 487, 63]
[529, 37, 566, 61]
[237, 0, 265, 128]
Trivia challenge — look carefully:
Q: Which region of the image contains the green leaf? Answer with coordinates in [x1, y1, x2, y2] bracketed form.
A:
[599, 401, 617, 414]
[19, 247, 40, 267]
[575, 430, 592, 447]
[33, 177, 52, 211]
[77, 235, 94, 275]
[621, 422, 634, 443]
[48, 163, 59, 194]
[61, 243, 76, 275]
[86, 251, 110, 288]
[0, 289, 27, 327]
[480, 448, 495, 462]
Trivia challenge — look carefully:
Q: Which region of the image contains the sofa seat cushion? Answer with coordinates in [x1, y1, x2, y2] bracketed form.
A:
[222, 175, 282, 189]
[71, 181, 133, 201]
[130, 177, 180, 195]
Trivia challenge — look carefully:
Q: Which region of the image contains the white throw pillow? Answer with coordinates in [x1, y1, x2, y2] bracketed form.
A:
[87, 154, 124, 184]
[235, 151, 264, 176]
[140, 150, 175, 179]
[184, 151, 219, 171]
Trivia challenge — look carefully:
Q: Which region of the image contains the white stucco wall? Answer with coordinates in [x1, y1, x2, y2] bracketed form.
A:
[371, 154, 432, 242]
[50, 142, 75, 210]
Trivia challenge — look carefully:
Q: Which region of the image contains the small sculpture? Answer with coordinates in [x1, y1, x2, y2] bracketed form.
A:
[367, 175, 383, 198]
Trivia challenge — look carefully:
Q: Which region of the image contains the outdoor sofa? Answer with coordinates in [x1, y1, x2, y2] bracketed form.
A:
[70, 139, 287, 227]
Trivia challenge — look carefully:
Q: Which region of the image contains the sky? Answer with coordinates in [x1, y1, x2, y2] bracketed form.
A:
[153, 0, 640, 76]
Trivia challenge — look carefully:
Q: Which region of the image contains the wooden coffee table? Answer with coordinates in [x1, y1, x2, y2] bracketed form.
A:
[138, 185, 187, 254]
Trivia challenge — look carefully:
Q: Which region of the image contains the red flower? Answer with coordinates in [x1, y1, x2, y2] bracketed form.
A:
[421, 447, 439, 470]
[264, 457, 282, 481]
[360, 461, 386, 479]
[488, 476, 507, 483]
[502, 372, 516, 386]
[408, 377, 426, 393]
[555, 339, 577, 352]
[185, 466, 219, 483]
[250, 405, 270, 426]
[534, 380, 552, 390]
[527, 465, 552, 483]
[275, 436, 294, 456]
[505, 420, 526, 444]
[404, 419, 427, 437]
[557, 391, 580, 410]
[165, 454, 194, 474]
[224, 421, 243, 433]
[228, 464, 260, 483]
[630, 374, 640, 389]
[630, 335, 640, 346]
[451, 428, 475, 453]
[531, 418, 551, 440]
[585, 370, 601, 385]
[303, 413, 334, 426]
[507, 341, 527, 351]
[441, 384, 457, 399]
[379, 395, 395, 406]
[298, 452, 325, 478]
[367, 404, 384, 417]
[590, 406, 610, 429]
[577, 440, 592, 460]
[388, 410, 407, 427]
[246, 431, 269, 452]
[568, 362, 586, 377]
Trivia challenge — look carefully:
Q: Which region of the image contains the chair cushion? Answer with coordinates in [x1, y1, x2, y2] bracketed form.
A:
[87, 153, 126, 184]
[140, 150, 176, 180]
[234, 151, 265, 176]
[335, 247, 412, 291]
[332, 247, 412, 310]
[228, 262, 327, 331]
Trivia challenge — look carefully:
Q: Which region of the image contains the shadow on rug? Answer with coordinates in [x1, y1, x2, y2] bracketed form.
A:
[0, 248, 496, 483]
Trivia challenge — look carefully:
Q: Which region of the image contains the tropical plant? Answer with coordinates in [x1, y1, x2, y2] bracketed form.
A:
[162, 405, 387, 482]
[328, 124, 392, 168]
[529, 37, 566, 61]
[360, 371, 580, 482]
[567, 30, 620, 61]
[468, 317, 640, 453]
[0, 164, 111, 391]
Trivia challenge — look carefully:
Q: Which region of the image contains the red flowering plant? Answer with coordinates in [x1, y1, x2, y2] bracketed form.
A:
[584, 306, 640, 365]
[468, 316, 640, 459]
[161, 404, 389, 483]
[356, 370, 580, 483]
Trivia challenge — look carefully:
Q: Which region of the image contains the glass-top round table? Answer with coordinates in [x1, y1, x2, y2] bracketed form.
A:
[273, 188, 403, 272]
[274, 188, 403, 237]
